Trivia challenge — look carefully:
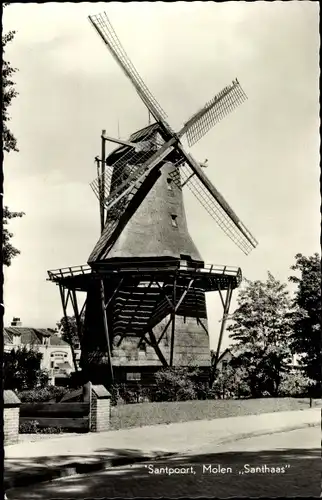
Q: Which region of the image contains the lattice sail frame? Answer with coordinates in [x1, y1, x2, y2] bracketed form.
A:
[88, 12, 172, 129]
[183, 80, 247, 147]
[178, 166, 256, 255]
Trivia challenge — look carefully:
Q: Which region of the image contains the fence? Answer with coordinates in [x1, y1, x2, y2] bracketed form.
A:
[19, 402, 90, 431]
[18, 384, 111, 433]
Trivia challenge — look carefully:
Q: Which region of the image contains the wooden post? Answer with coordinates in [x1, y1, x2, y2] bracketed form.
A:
[59, 285, 78, 373]
[211, 284, 233, 384]
[100, 130, 106, 233]
[170, 277, 177, 366]
[100, 279, 114, 383]
[96, 157, 103, 234]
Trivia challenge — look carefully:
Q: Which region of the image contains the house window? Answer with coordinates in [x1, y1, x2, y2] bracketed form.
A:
[171, 215, 178, 228]
[167, 178, 173, 191]
[50, 361, 54, 368]
[126, 372, 141, 381]
[53, 352, 65, 359]
[222, 360, 228, 369]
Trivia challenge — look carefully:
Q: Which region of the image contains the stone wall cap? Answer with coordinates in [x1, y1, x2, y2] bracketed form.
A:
[4, 390, 21, 406]
[91, 385, 111, 399]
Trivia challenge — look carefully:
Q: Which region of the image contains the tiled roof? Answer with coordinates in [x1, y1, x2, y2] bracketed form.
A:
[4, 330, 13, 344]
[49, 335, 69, 346]
[3, 328, 69, 347]
[56, 361, 72, 370]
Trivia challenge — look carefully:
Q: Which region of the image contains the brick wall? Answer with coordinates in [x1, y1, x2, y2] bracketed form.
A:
[4, 407, 20, 445]
[90, 385, 111, 432]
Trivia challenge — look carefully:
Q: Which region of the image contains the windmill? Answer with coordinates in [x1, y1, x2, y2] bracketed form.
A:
[48, 12, 258, 387]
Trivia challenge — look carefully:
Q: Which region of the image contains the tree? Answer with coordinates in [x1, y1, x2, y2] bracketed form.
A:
[2, 27, 18, 153]
[288, 253, 321, 387]
[211, 363, 251, 399]
[4, 346, 49, 391]
[57, 315, 84, 349]
[2, 5, 25, 266]
[2, 206, 25, 266]
[227, 273, 293, 398]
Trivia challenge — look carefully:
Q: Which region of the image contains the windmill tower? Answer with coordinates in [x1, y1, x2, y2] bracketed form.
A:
[48, 12, 258, 387]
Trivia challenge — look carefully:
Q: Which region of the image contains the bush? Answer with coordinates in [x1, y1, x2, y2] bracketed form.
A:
[19, 420, 40, 434]
[18, 386, 70, 403]
[154, 367, 198, 402]
[110, 383, 153, 405]
[278, 370, 315, 397]
[211, 364, 251, 399]
[19, 420, 64, 434]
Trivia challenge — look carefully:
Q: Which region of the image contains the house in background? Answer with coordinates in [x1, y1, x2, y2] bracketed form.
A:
[4, 317, 81, 386]
[211, 348, 234, 373]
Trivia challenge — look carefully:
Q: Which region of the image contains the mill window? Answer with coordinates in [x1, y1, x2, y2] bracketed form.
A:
[167, 178, 173, 191]
[171, 215, 178, 228]
[126, 372, 141, 381]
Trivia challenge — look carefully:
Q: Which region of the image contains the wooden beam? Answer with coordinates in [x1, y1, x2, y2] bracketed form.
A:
[100, 130, 106, 233]
[170, 277, 176, 366]
[59, 284, 78, 373]
[100, 279, 114, 383]
[148, 330, 168, 367]
[212, 284, 233, 381]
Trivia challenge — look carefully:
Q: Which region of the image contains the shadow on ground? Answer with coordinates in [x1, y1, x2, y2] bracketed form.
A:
[6, 447, 321, 499]
[4, 447, 175, 487]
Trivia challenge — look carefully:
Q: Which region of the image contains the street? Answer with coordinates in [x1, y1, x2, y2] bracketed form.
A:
[7, 426, 321, 498]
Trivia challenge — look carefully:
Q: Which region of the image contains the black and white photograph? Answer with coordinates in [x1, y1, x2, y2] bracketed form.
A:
[2, 1, 320, 498]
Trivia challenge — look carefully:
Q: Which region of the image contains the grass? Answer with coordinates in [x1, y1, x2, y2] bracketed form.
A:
[110, 397, 316, 431]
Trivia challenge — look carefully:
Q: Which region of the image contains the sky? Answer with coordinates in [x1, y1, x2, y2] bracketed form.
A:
[3, 2, 320, 352]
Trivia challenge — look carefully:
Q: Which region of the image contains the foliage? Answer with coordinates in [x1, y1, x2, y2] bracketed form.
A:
[227, 273, 293, 397]
[110, 383, 153, 405]
[18, 385, 70, 403]
[19, 420, 64, 434]
[2, 6, 25, 266]
[278, 370, 315, 397]
[57, 315, 84, 349]
[211, 363, 251, 399]
[154, 366, 199, 402]
[288, 253, 321, 386]
[2, 17, 18, 153]
[3, 347, 49, 391]
[2, 205, 25, 266]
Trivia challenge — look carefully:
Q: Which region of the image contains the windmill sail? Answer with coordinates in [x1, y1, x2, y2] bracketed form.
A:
[178, 80, 247, 146]
[176, 146, 258, 254]
[88, 12, 173, 131]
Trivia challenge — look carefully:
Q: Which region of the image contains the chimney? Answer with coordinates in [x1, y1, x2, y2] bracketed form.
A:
[11, 317, 22, 327]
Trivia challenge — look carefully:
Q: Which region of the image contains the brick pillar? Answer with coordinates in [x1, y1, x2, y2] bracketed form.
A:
[4, 390, 21, 445]
[90, 385, 111, 432]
